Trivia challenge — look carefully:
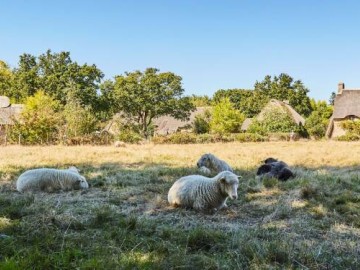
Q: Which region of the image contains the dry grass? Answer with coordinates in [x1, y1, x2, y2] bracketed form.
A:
[1, 141, 360, 269]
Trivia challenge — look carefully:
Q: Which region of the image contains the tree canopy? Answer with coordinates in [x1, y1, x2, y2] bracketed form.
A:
[113, 68, 195, 137]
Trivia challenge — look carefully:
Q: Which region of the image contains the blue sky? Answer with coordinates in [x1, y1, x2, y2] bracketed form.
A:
[1, 0, 360, 101]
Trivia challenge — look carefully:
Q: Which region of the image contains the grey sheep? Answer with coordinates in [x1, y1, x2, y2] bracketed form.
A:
[196, 153, 233, 174]
[256, 157, 294, 181]
[168, 171, 240, 212]
[16, 167, 89, 193]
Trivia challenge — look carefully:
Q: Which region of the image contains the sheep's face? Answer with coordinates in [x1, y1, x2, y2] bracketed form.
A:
[197, 154, 210, 168]
[256, 164, 272, 176]
[220, 172, 240, 200]
[77, 176, 89, 189]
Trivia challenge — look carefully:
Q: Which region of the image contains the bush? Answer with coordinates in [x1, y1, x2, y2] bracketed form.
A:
[247, 106, 298, 135]
[193, 109, 211, 134]
[152, 132, 268, 144]
[117, 129, 143, 144]
[336, 133, 360, 141]
[210, 98, 245, 134]
[234, 133, 267, 142]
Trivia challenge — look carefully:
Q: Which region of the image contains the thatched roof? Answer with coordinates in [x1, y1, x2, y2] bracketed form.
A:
[153, 107, 209, 135]
[331, 90, 360, 119]
[242, 99, 305, 131]
[0, 104, 24, 125]
[241, 118, 253, 131]
[0, 96, 10, 108]
[259, 99, 305, 125]
[326, 88, 360, 138]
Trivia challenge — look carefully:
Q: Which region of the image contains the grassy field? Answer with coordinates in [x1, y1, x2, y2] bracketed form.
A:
[0, 141, 360, 269]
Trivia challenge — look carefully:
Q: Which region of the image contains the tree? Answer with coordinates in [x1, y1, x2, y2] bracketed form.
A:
[305, 100, 333, 139]
[248, 106, 298, 135]
[11, 54, 40, 102]
[193, 109, 212, 134]
[10, 50, 104, 111]
[329, 92, 336, 105]
[9, 90, 62, 144]
[210, 98, 245, 134]
[63, 93, 99, 137]
[0, 61, 14, 98]
[190, 94, 212, 107]
[113, 68, 195, 138]
[212, 89, 258, 117]
[254, 73, 312, 117]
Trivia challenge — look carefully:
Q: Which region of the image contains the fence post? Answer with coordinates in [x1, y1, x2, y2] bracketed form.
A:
[18, 134, 21, 145]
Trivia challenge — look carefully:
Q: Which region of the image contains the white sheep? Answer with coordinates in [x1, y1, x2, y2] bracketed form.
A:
[168, 171, 240, 212]
[196, 153, 233, 174]
[16, 167, 89, 193]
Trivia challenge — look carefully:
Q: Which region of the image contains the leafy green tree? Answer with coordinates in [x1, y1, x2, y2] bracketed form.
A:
[0, 61, 14, 98]
[190, 94, 212, 107]
[213, 89, 258, 117]
[9, 90, 62, 144]
[248, 106, 298, 135]
[63, 94, 99, 137]
[210, 98, 245, 134]
[254, 73, 312, 117]
[329, 92, 336, 105]
[113, 68, 195, 138]
[193, 109, 212, 134]
[11, 54, 40, 102]
[10, 50, 104, 111]
[305, 100, 333, 139]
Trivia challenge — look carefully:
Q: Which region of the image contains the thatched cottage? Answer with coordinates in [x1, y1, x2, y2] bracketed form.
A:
[0, 96, 24, 141]
[326, 82, 360, 139]
[153, 107, 209, 135]
[103, 107, 209, 136]
[241, 99, 305, 131]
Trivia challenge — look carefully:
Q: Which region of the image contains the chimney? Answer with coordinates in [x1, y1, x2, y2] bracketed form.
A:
[338, 82, 345, 94]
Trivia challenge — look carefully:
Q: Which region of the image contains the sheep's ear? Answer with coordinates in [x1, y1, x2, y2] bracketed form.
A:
[220, 178, 226, 183]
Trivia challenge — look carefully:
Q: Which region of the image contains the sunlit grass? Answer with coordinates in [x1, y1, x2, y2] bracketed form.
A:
[0, 141, 360, 269]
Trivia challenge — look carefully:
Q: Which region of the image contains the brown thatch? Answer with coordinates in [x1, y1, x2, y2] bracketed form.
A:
[0, 96, 10, 108]
[153, 107, 209, 135]
[241, 99, 305, 131]
[0, 97, 23, 125]
[241, 118, 253, 131]
[326, 87, 360, 138]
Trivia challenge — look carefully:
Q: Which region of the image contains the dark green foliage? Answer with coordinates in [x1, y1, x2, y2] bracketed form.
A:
[248, 106, 298, 135]
[254, 73, 312, 117]
[193, 109, 211, 134]
[305, 100, 333, 139]
[10, 50, 104, 111]
[213, 88, 257, 117]
[113, 68, 195, 138]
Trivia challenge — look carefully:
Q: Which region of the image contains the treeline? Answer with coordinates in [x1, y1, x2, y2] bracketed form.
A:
[0, 50, 334, 144]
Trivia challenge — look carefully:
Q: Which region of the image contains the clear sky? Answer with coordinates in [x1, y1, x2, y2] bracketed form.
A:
[1, 0, 360, 101]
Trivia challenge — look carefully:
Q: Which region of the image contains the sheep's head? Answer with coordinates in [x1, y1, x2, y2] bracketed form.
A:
[218, 171, 240, 200]
[68, 166, 80, 174]
[264, 157, 278, 164]
[76, 176, 89, 189]
[197, 154, 210, 168]
[256, 164, 272, 175]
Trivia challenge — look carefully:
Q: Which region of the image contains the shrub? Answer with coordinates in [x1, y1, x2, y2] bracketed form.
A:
[234, 133, 267, 142]
[117, 129, 143, 144]
[248, 106, 298, 135]
[210, 98, 245, 134]
[193, 109, 211, 134]
[7, 90, 62, 145]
